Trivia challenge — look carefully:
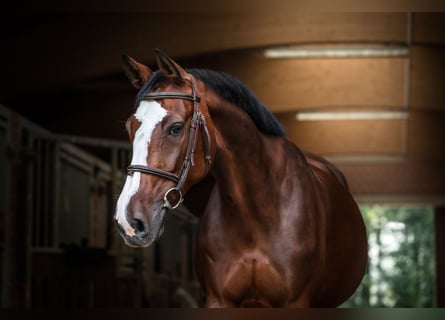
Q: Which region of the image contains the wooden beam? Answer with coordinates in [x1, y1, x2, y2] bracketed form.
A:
[335, 158, 445, 196]
[277, 114, 407, 155]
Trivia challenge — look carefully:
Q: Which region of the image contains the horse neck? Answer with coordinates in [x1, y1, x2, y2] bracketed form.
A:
[207, 100, 287, 223]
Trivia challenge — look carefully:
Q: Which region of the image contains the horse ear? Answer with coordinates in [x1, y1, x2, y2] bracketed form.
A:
[154, 48, 188, 83]
[121, 54, 153, 89]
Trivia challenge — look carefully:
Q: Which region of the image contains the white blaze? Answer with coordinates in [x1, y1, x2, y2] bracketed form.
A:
[115, 101, 167, 235]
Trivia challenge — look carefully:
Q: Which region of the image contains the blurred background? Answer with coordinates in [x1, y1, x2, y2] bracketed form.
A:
[0, 8, 444, 307]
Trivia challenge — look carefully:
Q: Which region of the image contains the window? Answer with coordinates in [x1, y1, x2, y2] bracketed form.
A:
[342, 205, 436, 307]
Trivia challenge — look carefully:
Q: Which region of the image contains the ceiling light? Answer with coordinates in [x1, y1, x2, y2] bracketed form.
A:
[296, 110, 409, 121]
[265, 44, 409, 59]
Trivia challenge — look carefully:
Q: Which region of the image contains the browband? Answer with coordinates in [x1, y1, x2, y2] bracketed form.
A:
[141, 92, 201, 102]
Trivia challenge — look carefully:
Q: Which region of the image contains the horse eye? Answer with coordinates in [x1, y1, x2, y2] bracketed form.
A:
[168, 123, 184, 136]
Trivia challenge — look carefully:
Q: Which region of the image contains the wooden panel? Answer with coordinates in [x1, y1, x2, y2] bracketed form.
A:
[277, 112, 406, 155]
[250, 57, 406, 112]
[412, 13, 445, 45]
[193, 50, 407, 112]
[334, 158, 445, 197]
[409, 46, 445, 110]
[407, 110, 445, 158]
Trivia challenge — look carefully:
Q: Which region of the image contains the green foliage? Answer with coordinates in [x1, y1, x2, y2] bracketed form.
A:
[341, 205, 435, 308]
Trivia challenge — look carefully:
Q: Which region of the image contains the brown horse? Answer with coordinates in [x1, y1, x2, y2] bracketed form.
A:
[114, 49, 368, 307]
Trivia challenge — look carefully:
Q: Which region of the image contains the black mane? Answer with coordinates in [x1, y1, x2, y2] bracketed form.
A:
[136, 69, 285, 137]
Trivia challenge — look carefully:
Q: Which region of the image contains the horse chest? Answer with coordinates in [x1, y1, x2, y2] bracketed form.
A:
[207, 250, 289, 307]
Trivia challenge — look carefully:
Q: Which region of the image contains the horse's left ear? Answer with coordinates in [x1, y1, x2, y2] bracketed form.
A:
[154, 48, 188, 83]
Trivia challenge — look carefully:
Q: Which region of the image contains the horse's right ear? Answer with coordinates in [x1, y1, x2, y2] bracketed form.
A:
[121, 54, 153, 89]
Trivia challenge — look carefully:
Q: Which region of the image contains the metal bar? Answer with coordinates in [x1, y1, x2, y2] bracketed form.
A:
[43, 140, 50, 247]
[89, 172, 96, 247]
[110, 147, 118, 251]
[119, 148, 125, 172]
[59, 152, 93, 174]
[19, 117, 52, 138]
[0, 105, 11, 307]
[52, 143, 60, 247]
[34, 139, 42, 247]
[59, 143, 112, 177]
[0, 104, 11, 120]
[23, 131, 34, 308]
[111, 148, 118, 196]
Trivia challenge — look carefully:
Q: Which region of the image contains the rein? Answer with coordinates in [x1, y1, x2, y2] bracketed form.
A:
[127, 78, 212, 210]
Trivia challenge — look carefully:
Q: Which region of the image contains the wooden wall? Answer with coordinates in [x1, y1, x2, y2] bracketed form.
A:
[180, 13, 445, 204]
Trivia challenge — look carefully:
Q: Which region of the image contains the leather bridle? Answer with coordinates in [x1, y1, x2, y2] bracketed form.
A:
[127, 78, 212, 210]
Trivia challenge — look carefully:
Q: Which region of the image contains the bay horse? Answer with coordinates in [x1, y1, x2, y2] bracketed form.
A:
[114, 48, 368, 307]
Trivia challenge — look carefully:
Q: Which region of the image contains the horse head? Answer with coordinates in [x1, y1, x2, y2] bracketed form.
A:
[114, 49, 216, 247]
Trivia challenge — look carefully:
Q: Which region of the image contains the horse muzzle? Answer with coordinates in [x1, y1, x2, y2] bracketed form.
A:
[114, 202, 167, 248]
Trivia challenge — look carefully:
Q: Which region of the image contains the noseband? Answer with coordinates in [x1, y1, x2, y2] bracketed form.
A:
[127, 78, 212, 210]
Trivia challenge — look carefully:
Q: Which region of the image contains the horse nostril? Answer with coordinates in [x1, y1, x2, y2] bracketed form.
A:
[131, 218, 148, 237]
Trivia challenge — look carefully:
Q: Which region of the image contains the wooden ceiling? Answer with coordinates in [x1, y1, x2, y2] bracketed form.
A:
[1, 12, 411, 99]
[1, 9, 445, 202]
